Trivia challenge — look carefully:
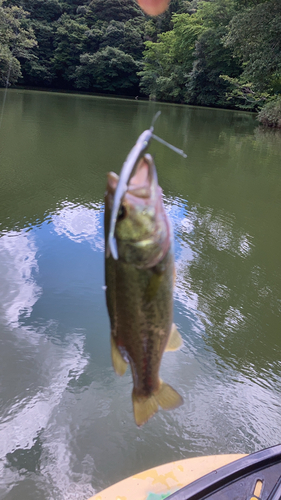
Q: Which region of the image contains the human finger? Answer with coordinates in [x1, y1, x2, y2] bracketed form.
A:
[136, 0, 170, 16]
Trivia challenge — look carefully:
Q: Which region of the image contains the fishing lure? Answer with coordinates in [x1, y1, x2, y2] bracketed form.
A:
[106, 111, 187, 260]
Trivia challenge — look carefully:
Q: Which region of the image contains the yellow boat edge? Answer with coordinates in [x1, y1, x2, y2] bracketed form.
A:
[89, 453, 246, 500]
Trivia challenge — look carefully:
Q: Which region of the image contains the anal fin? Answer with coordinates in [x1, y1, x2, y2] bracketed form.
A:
[165, 323, 183, 352]
[111, 335, 128, 376]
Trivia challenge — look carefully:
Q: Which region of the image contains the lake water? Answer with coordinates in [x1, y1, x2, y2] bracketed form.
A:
[0, 89, 281, 500]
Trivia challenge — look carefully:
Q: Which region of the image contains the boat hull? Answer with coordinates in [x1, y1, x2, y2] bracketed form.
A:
[89, 454, 245, 500]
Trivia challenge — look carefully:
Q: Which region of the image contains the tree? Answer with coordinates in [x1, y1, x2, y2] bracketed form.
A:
[0, 2, 37, 86]
[3, 0, 278, 114]
[87, 0, 143, 23]
[5, 0, 62, 22]
[139, 12, 205, 101]
[186, 0, 241, 106]
[59, 0, 86, 16]
[51, 13, 89, 86]
[75, 46, 140, 94]
[224, 0, 281, 92]
[99, 19, 144, 60]
[21, 20, 56, 85]
[150, 0, 191, 34]
[5, 0, 64, 87]
[257, 97, 281, 128]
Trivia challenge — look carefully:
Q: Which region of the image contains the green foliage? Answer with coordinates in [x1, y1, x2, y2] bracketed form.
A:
[224, 0, 281, 91]
[1, 0, 147, 93]
[2, 0, 280, 116]
[51, 14, 89, 84]
[59, 0, 86, 15]
[99, 19, 144, 59]
[20, 20, 56, 85]
[87, 0, 143, 23]
[75, 46, 140, 93]
[258, 97, 281, 128]
[186, 30, 239, 106]
[234, 0, 268, 6]
[0, 45, 21, 86]
[6, 0, 63, 22]
[186, 0, 241, 106]
[5, 0, 62, 86]
[151, 0, 191, 33]
[220, 75, 270, 110]
[0, 2, 37, 86]
[139, 12, 205, 101]
[140, 0, 281, 112]
[139, 30, 180, 100]
[139, 0, 241, 105]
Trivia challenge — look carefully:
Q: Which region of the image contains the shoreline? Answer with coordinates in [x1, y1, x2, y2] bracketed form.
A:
[0, 86, 257, 116]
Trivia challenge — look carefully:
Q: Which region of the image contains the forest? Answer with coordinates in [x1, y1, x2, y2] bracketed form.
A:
[0, 0, 281, 125]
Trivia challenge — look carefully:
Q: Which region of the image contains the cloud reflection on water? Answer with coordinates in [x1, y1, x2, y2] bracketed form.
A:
[0, 231, 41, 327]
[0, 227, 93, 499]
[0, 329, 92, 500]
[164, 196, 254, 339]
[52, 201, 104, 251]
[163, 195, 281, 391]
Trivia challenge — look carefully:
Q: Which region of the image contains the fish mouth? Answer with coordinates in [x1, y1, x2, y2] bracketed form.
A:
[127, 154, 158, 199]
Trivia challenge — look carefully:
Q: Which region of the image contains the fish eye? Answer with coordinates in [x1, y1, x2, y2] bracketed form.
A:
[117, 204, 126, 221]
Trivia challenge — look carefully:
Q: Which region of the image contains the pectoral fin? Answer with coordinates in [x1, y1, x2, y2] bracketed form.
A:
[110, 336, 128, 376]
[165, 323, 183, 352]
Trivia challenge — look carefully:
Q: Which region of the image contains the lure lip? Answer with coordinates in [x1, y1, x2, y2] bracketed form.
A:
[106, 112, 186, 260]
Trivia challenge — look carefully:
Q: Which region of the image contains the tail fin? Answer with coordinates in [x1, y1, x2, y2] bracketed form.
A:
[132, 392, 158, 427]
[155, 380, 183, 410]
[132, 381, 183, 426]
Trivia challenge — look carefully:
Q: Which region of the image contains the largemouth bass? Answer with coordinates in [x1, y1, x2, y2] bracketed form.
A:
[104, 128, 184, 427]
